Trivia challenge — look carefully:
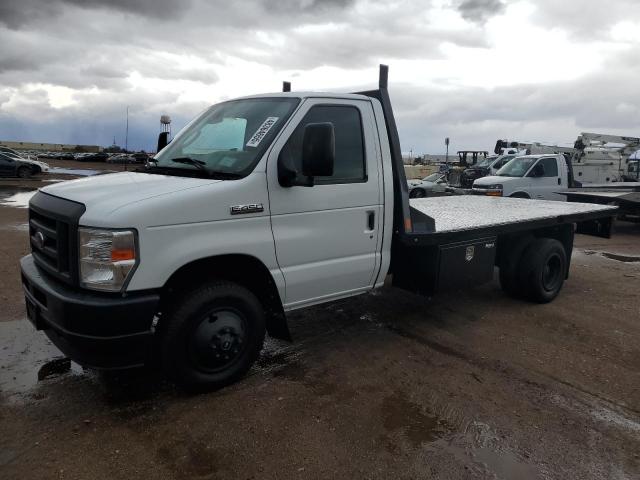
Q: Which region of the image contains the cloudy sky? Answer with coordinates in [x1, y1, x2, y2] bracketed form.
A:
[1, 0, 639, 154]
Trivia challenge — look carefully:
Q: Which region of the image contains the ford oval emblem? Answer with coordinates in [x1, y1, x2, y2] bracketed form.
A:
[34, 231, 45, 249]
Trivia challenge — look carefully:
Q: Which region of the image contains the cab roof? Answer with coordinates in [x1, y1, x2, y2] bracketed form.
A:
[233, 91, 374, 102]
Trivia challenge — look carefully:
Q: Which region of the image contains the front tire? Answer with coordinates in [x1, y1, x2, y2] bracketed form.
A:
[17, 166, 32, 178]
[160, 281, 265, 392]
[410, 188, 426, 198]
[517, 238, 567, 303]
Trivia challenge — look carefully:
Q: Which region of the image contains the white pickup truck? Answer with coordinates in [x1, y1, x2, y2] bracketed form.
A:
[472, 154, 570, 200]
[21, 66, 616, 391]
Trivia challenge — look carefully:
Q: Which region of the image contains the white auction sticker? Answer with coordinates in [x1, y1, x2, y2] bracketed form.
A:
[246, 117, 279, 147]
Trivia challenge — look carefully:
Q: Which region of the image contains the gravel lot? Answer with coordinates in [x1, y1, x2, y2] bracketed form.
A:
[1, 167, 638, 479]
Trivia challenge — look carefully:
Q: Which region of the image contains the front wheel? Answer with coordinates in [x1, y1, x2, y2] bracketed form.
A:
[160, 281, 265, 392]
[17, 166, 32, 178]
[410, 188, 426, 198]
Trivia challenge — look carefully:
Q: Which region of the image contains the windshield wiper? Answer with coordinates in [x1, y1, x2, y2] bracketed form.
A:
[170, 157, 206, 171]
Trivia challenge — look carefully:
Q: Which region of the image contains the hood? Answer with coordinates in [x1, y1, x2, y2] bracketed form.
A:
[464, 166, 489, 174]
[473, 175, 520, 186]
[41, 171, 217, 213]
[24, 158, 49, 170]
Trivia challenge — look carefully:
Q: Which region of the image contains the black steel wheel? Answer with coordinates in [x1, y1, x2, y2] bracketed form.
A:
[517, 238, 567, 303]
[160, 281, 265, 392]
[188, 307, 247, 373]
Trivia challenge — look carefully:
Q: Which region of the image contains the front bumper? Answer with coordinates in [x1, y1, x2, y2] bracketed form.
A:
[21, 255, 160, 369]
[471, 187, 503, 196]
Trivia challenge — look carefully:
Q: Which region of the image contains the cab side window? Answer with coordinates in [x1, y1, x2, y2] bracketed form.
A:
[282, 105, 366, 184]
[539, 158, 559, 177]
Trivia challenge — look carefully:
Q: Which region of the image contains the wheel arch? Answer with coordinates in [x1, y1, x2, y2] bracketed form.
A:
[509, 191, 530, 199]
[161, 254, 290, 341]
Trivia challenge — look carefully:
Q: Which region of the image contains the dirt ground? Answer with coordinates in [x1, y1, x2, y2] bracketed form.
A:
[0, 168, 639, 479]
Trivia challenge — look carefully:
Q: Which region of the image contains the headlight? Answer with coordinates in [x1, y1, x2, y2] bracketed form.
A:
[473, 183, 503, 196]
[79, 228, 138, 291]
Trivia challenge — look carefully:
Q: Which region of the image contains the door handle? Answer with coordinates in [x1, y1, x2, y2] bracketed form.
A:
[366, 211, 375, 232]
[557, 178, 561, 185]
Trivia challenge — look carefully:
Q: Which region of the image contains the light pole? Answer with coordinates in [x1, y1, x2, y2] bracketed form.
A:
[124, 106, 129, 171]
[445, 137, 449, 165]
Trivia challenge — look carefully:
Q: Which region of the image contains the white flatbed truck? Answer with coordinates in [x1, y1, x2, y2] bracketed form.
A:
[21, 66, 617, 391]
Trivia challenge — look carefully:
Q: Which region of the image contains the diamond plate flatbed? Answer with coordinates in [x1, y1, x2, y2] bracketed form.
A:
[404, 196, 617, 245]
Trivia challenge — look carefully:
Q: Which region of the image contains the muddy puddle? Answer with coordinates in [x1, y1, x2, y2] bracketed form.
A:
[0, 187, 36, 208]
[0, 319, 86, 402]
[582, 249, 640, 263]
[0, 318, 305, 405]
[422, 421, 542, 479]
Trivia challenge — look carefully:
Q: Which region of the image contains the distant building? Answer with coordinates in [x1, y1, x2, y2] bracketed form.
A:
[0, 140, 102, 153]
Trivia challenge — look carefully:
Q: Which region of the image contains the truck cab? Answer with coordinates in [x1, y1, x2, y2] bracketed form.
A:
[472, 154, 568, 200]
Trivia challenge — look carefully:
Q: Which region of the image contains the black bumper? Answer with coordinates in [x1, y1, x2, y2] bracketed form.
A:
[20, 255, 160, 369]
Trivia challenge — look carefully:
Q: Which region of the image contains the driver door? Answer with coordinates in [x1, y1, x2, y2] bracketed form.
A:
[267, 98, 383, 309]
[528, 157, 562, 200]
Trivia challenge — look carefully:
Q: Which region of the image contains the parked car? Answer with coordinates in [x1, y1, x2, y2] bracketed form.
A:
[407, 172, 448, 198]
[107, 154, 137, 164]
[76, 152, 108, 162]
[52, 152, 75, 160]
[131, 152, 149, 163]
[0, 152, 49, 178]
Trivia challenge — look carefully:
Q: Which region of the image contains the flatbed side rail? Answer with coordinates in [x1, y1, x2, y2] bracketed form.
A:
[400, 207, 616, 246]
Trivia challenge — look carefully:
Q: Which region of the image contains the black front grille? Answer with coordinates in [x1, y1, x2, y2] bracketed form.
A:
[29, 192, 85, 286]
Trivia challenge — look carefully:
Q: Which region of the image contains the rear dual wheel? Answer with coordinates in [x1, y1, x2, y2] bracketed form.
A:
[500, 237, 567, 303]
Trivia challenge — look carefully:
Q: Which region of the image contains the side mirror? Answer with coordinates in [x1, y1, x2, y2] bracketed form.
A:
[278, 122, 335, 187]
[531, 163, 545, 177]
[301, 122, 335, 178]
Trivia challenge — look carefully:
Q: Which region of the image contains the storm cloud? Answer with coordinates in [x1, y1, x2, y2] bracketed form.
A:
[0, 0, 638, 152]
[457, 0, 505, 24]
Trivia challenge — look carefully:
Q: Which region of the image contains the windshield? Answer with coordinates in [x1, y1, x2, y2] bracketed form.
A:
[153, 97, 300, 177]
[476, 155, 498, 167]
[496, 157, 537, 177]
[422, 173, 442, 182]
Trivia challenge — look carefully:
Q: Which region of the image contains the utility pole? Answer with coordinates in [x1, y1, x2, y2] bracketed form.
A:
[445, 137, 450, 165]
[124, 106, 129, 171]
[125, 106, 129, 153]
